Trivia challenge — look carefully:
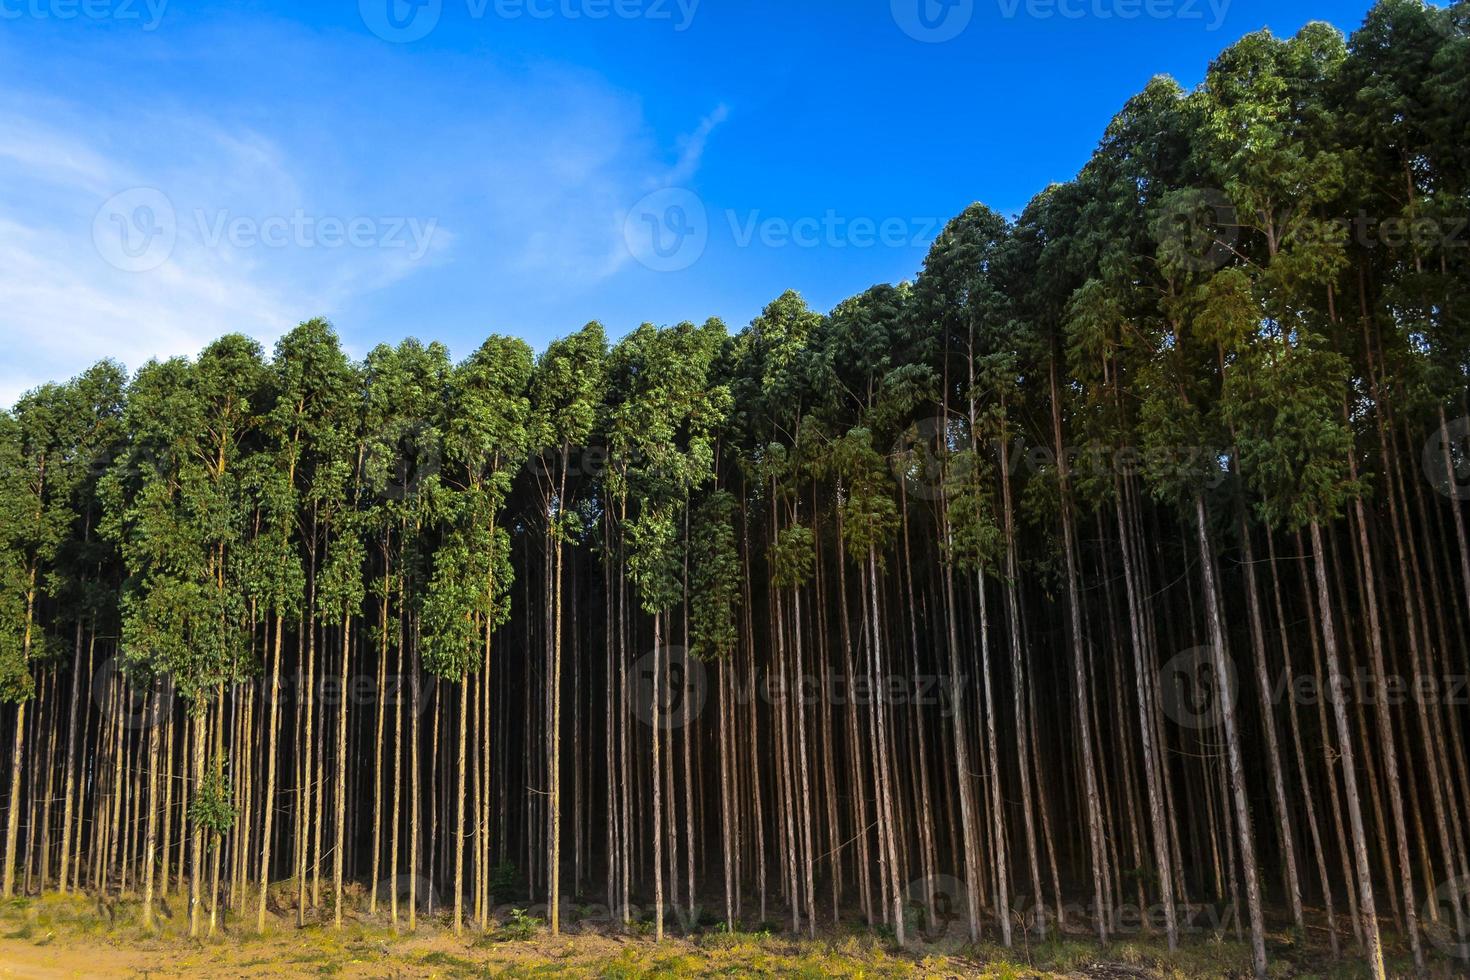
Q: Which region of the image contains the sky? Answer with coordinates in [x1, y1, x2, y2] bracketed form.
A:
[0, 0, 1395, 407]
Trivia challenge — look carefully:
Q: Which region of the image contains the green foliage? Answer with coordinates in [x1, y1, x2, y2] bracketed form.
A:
[101, 338, 270, 705]
[491, 908, 543, 942]
[831, 429, 898, 560]
[606, 320, 729, 616]
[769, 524, 814, 591]
[0, 411, 33, 703]
[1224, 333, 1357, 530]
[688, 491, 741, 660]
[532, 322, 608, 460]
[943, 450, 1004, 573]
[188, 764, 236, 837]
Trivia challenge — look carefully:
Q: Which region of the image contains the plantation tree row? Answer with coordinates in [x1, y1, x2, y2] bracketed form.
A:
[2, 3, 1469, 977]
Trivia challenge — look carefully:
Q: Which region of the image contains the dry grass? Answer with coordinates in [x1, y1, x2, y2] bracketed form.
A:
[0, 893, 1456, 978]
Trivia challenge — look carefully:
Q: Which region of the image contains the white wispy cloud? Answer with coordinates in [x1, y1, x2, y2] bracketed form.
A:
[0, 21, 728, 407]
[662, 103, 731, 189]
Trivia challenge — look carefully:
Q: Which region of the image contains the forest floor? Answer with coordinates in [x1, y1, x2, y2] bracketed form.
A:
[0, 893, 1449, 978]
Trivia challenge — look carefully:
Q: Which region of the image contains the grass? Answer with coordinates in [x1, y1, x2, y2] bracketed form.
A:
[0, 892, 1463, 977]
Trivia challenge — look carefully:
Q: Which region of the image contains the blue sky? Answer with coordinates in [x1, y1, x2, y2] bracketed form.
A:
[0, 0, 1389, 406]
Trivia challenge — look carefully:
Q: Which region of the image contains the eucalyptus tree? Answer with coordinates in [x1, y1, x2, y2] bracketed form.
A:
[0, 378, 117, 899]
[815, 284, 927, 943]
[829, 426, 903, 945]
[687, 487, 742, 926]
[192, 336, 269, 934]
[361, 338, 451, 930]
[0, 406, 38, 900]
[1132, 249, 1274, 977]
[1219, 318, 1385, 968]
[317, 391, 368, 931]
[724, 291, 821, 926]
[1051, 75, 1212, 950]
[423, 335, 533, 933]
[1196, 26, 1397, 977]
[1006, 180, 1119, 944]
[101, 339, 261, 934]
[250, 319, 344, 931]
[605, 320, 727, 939]
[917, 201, 1050, 944]
[0, 11, 1467, 979]
[530, 322, 607, 936]
[49, 363, 127, 902]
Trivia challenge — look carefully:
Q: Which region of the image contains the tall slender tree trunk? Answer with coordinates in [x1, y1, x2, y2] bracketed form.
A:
[141, 688, 164, 929]
[653, 612, 665, 942]
[257, 614, 284, 931]
[57, 620, 85, 897]
[1309, 520, 1385, 980]
[1193, 496, 1266, 979]
[333, 613, 351, 927]
[455, 673, 468, 934]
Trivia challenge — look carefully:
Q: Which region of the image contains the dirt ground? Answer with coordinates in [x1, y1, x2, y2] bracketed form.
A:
[0, 893, 1440, 978]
